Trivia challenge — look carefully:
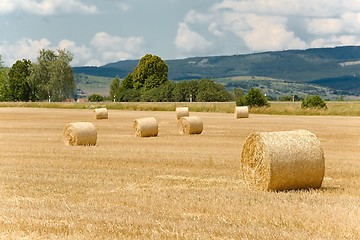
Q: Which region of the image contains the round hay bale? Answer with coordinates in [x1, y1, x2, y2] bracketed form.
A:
[241, 129, 325, 191]
[176, 107, 189, 120]
[134, 117, 158, 137]
[63, 122, 97, 146]
[94, 107, 108, 119]
[234, 106, 249, 119]
[179, 116, 203, 135]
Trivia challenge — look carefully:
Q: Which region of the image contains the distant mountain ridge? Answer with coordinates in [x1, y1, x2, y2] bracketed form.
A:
[73, 46, 360, 95]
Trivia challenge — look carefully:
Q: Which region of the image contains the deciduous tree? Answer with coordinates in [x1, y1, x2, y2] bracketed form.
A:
[245, 88, 269, 107]
[0, 56, 10, 101]
[29, 49, 75, 101]
[8, 59, 32, 101]
[132, 54, 168, 90]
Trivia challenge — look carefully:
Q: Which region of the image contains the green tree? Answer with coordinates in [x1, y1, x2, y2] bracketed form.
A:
[172, 80, 199, 102]
[49, 49, 75, 101]
[118, 88, 141, 102]
[88, 94, 104, 102]
[196, 79, 231, 102]
[121, 73, 134, 89]
[234, 88, 246, 106]
[132, 54, 168, 90]
[110, 77, 120, 100]
[301, 95, 327, 109]
[29, 49, 75, 101]
[29, 49, 56, 101]
[8, 59, 32, 101]
[245, 88, 269, 107]
[0, 57, 10, 101]
[141, 82, 175, 102]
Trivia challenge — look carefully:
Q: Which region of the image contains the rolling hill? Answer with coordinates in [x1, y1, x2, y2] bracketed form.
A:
[73, 46, 360, 97]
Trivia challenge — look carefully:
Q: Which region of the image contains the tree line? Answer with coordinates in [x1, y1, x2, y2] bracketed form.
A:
[0, 49, 75, 102]
[107, 54, 232, 102]
[1, 51, 272, 106]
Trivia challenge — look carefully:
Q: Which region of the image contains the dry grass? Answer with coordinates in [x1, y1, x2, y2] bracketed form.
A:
[0, 107, 359, 239]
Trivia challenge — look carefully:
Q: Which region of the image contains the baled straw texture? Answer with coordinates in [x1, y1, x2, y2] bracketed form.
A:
[241, 129, 325, 191]
[176, 107, 189, 120]
[133, 117, 158, 137]
[94, 107, 108, 119]
[179, 116, 203, 135]
[234, 106, 249, 119]
[63, 122, 97, 146]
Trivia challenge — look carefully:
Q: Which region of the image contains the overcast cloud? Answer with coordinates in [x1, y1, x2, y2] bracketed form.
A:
[1, 0, 360, 67]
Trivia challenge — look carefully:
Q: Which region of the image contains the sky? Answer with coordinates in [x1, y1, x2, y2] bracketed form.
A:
[1, 0, 360, 67]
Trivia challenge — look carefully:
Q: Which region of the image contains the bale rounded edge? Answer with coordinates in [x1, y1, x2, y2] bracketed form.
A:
[179, 116, 203, 135]
[176, 107, 189, 120]
[63, 122, 97, 146]
[94, 108, 108, 120]
[240, 129, 325, 191]
[133, 117, 158, 137]
[234, 106, 249, 119]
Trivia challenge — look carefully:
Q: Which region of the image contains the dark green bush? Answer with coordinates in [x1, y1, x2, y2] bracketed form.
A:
[88, 94, 104, 102]
[245, 88, 269, 107]
[301, 95, 327, 109]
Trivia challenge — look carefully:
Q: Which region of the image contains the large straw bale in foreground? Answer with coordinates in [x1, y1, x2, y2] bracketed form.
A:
[134, 117, 158, 137]
[234, 106, 249, 119]
[63, 122, 97, 146]
[179, 116, 203, 135]
[176, 107, 189, 120]
[94, 107, 108, 119]
[241, 129, 325, 191]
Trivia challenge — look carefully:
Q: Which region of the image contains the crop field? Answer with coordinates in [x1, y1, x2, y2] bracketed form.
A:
[0, 107, 359, 239]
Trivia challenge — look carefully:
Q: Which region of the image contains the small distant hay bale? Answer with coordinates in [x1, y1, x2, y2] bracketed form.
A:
[134, 117, 158, 137]
[234, 106, 249, 119]
[63, 122, 97, 146]
[179, 116, 203, 135]
[94, 107, 108, 119]
[176, 107, 189, 120]
[241, 129, 325, 191]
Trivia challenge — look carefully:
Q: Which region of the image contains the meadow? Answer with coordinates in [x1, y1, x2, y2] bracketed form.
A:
[0, 106, 359, 239]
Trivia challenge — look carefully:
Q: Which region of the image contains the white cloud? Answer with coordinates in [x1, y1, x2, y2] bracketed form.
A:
[179, 0, 360, 54]
[0, 32, 146, 67]
[175, 23, 213, 55]
[184, 9, 211, 24]
[90, 32, 145, 65]
[308, 18, 343, 35]
[0, 0, 98, 15]
[0, 0, 16, 14]
[0, 38, 51, 66]
[241, 15, 307, 51]
[210, 0, 349, 18]
[58, 40, 92, 66]
[311, 35, 360, 48]
[117, 2, 130, 12]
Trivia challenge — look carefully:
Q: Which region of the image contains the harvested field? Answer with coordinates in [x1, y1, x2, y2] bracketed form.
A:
[0, 107, 359, 239]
